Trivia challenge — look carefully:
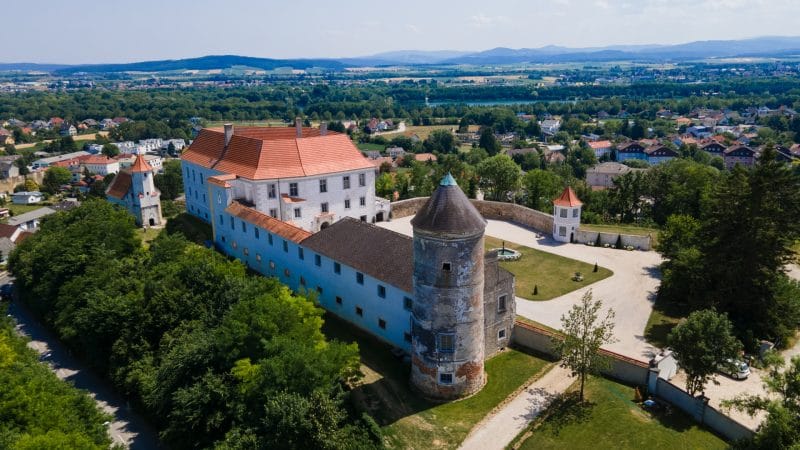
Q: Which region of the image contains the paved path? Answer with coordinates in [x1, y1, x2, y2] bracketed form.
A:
[380, 217, 664, 360]
[3, 273, 162, 449]
[459, 365, 574, 450]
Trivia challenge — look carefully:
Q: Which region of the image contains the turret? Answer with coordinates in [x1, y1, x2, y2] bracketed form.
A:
[552, 186, 582, 243]
[410, 173, 487, 399]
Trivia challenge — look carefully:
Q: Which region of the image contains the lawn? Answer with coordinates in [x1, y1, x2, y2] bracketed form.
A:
[643, 298, 689, 349]
[485, 236, 613, 301]
[357, 142, 386, 152]
[579, 223, 660, 248]
[138, 226, 162, 248]
[4, 203, 50, 219]
[404, 125, 456, 140]
[511, 376, 728, 450]
[322, 313, 551, 449]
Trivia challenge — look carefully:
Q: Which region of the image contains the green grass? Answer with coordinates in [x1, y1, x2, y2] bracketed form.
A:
[511, 376, 728, 450]
[485, 236, 613, 301]
[6, 203, 48, 217]
[643, 298, 689, 350]
[322, 313, 551, 449]
[138, 227, 162, 248]
[357, 142, 386, 152]
[579, 223, 660, 248]
[164, 212, 213, 244]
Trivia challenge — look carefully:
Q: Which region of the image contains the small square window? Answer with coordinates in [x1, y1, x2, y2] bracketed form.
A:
[378, 318, 386, 329]
[359, 196, 366, 207]
[356, 306, 363, 317]
[335, 296, 343, 305]
[498, 329, 507, 339]
[439, 373, 453, 384]
[377, 285, 386, 298]
[404, 332, 412, 343]
[438, 334, 455, 353]
[315, 254, 321, 267]
[360, 215, 367, 222]
[356, 272, 364, 284]
[298, 247, 304, 260]
[283, 240, 288, 252]
[321, 202, 329, 213]
[403, 297, 413, 311]
[334, 262, 341, 274]
[560, 208, 568, 218]
[442, 262, 451, 271]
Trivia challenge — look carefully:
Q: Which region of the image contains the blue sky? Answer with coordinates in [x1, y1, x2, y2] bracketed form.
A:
[3, 0, 798, 63]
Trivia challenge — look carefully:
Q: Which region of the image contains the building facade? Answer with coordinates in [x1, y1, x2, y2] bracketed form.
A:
[552, 187, 582, 243]
[106, 155, 163, 227]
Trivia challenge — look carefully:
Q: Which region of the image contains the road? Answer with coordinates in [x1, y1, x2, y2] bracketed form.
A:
[373, 121, 406, 136]
[2, 272, 163, 449]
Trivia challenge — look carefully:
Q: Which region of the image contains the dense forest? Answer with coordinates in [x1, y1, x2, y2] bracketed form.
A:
[8, 202, 381, 449]
[0, 311, 112, 449]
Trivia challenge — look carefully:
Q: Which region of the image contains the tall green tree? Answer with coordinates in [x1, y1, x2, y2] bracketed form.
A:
[478, 127, 501, 156]
[521, 169, 562, 212]
[476, 154, 520, 201]
[554, 290, 616, 402]
[41, 166, 73, 194]
[154, 160, 184, 200]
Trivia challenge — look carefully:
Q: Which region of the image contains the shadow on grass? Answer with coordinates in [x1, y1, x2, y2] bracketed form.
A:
[535, 391, 594, 436]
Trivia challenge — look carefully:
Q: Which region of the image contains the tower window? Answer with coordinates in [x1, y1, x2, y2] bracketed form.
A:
[294, 207, 301, 218]
[560, 208, 568, 218]
[317, 286, 323, 294]
[241, 221, 247, 233]
[315, 254, 321, 266]
[378, 318, 386, 329]
[437, 334, 455, 353]
[319, 178, 327, 193]
[335, 296, 343, 305]
[298, 247, 304, 260]
[355, 306, 363, 317]
[359, 196, 366, 207]
[334, 262, 341, 274]
[230, 218, 235, 230]
[321, 202, 329, 213]
[573, 208, 579, 218]
[282, 240, 288, 252]
[498, 329, 507, 339]
[356, 272, 364, 284]
[439, 373, 453, 384]
[255, 228, 260, 238]
[559, 226, 567, 237]
[283, 268, 290, 277]
[268, 234, 273, 245]
[343, 176, 351, 189]
[442, 262, 451, 272]
[403, 297, 413, 311]
[498, 295, 507, 312]
[299, 276, 306, 286]
[377, 285, 386, 298]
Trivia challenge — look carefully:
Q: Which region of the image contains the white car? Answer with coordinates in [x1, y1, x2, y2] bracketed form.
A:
[719, 358, 750, 380]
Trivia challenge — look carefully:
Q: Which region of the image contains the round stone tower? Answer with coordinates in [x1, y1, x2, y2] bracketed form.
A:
[410, 173, 487, 400]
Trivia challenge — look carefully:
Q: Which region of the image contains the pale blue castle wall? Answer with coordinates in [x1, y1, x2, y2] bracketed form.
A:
[182, 160, 221, 222]
[210, 184, 414, 352]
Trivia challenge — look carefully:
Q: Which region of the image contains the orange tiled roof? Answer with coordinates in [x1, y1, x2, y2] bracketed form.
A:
[225, 201, 311, 243]
[182, 127, 374, 180]
[79, 155, 116, 165]
[106, 171, 131, 199]
[414, 153, 437, 162]
[208, 174, 236, 188]
[588, 140, 612, 149]
[130, 155, 153, 173]
[553, 186, 582, 207]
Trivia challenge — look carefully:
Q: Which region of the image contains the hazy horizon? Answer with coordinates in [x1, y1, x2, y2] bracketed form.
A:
[3, 0, 799, 64]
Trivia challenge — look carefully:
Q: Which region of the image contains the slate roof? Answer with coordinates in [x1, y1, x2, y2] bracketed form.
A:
[411, 175, 486, 236]
[301, 217, 414, 292]
[7, 207, 56, 226]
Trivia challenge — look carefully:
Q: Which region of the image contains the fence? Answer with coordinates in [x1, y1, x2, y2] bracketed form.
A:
[512, 320, 754, 442]
[573, 229, 652, 251]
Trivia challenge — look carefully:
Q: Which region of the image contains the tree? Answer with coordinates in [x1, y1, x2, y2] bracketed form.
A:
[478, 127, 501, 156]
[375, 173, 395, 199]
[724, 355, 800, 449]
[554, 290, 616, 402]
[668, 309, 741, 396]
[476, 154, 520, 201]
[154, 160, 183, 200]
[422, 129, 457, 154]
[42, 166, 72, 194]
[521, 169, 562, 212]
[101, 143, 119, 158]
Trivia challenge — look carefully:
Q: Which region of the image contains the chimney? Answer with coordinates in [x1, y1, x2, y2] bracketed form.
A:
[295, 117, 302, 138]
[320, 121, 328, 136]
[223, 123, 234, 146]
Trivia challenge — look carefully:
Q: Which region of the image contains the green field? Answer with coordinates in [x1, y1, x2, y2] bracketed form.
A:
[579, 223, 660, 247]
[6, 203, 49, 217]
[357, 142, 386, 152]
[485, 236, 613, 301]
[643, 297, 689, 349]
[512, 376, 727, 450]
[322, 314, 551, 449]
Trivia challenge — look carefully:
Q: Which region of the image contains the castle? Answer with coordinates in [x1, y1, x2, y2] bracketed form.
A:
[106, 154, 163, 227]
[181, 127, 516, 399]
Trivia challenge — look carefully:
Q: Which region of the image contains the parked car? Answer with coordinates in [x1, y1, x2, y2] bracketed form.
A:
[719, 358, 750, 380]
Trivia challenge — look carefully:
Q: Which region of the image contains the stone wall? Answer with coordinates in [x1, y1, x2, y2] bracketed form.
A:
[0, 172, 46, 196]
[573, 229, 653, 251]
[391, 197, 555, 235]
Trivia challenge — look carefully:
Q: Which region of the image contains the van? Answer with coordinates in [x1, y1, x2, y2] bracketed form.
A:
[719, 358, 750, 380]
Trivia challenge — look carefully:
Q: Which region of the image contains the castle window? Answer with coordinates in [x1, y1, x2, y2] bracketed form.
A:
[230, 218, 235, 230]
[316, 286, 323, 294]
[334, 262, 341, 274]
[437, 334, 455, 353]
[559, 226, 567, 237]
[219, 214, 223, 225]
[378, 318, 386, 329]
[403, 297, 413, 311]
[344, 199, 351, 209]
[256, 254, 261, 262]
[498, 295, 507, 312]
[294, 207, 301, 218]
[299, 276, 306, 286]
[221, 236, 226, 243]
[573, 208, 579, 218]
[404, 332, 412, 343]
[442, 262, 451, 272]
[377, 285, 386, 298]
[232, 241, 237, 249]
[439, 373, 453, 384]
[243, 248, 249, 256]
[268, 234, 273, 245]
[319, 178, 327, 193]
[343, 176, 351, 189]
[315, 254, 321, 266]
[321, 202, 329, 213]
[289, 182, 298, 197]
[356, 272, 364, 284]
[298, 247, 304, 260]
[269, 260, 275, 269]
[359, 196, 366, 207]
[335, 296, 342, 305]
[241, 222, 247, 233]
[255, 228, 259, 239]
[282, 240, 288, 252]
[269, 208, 277, 218]
[498, 329, 507, 339]
[359, 173, 366, 187]
[268, 184, 276, 199]
[356, 306, 363, 317]
[560, 208, 568, 218]
[284, 268, 290, 277]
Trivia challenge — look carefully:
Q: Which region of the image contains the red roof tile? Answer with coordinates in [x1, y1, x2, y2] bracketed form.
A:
[588, 140, 612, 149]
[225, 201, 311, 243]
[553, 186, 582, 207]
[106, 171, 131, 199]
[130, 155, 153, 173]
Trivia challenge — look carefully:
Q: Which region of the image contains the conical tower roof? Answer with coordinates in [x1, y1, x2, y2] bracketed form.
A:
[411, 173, 486, 236]
[130, 154, 153, 173]
[553, 186, 582, 207]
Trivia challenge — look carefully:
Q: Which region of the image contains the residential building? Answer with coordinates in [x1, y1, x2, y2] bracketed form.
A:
[645, 146, 679, 165]
[0, 223, 31, 263]
[723, 145, 755, 169]
[702, 141, 726, 157]
[116, 154, 162, 172]
[60, 124, 77, 137]
[0, 161, 19, 179]
[182, 122, 384, 231]
[105, 155, 163, 227]
[588, 140, 613, 159]
[586, 162, 642, 189]
[8, 206, 56, 231]
[386, 146, 406, 159]
[11, 191, 44, 205]
[80, 155, 119, 176]
[0, 128, 14, 146]
[31, 151, 90, 170]
[616, 142, 648, 162]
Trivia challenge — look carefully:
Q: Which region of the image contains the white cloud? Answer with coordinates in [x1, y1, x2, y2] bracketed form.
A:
[406, 24, 421, 34]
